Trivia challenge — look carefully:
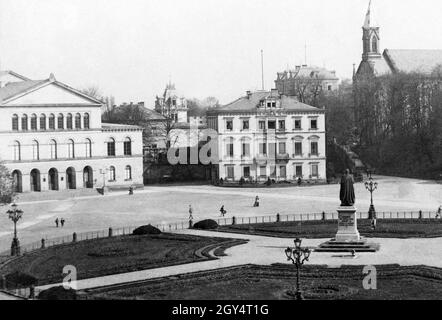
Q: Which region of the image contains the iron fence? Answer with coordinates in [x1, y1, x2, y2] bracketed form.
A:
[1, 210, 440, 258]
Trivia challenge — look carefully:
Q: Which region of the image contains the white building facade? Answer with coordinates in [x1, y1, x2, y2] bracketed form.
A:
[207, 90, 326, 183]
[0, 73, 143, 193]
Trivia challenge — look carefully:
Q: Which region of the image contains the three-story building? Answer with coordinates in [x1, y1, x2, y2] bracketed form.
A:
[207, 89, 326, 183]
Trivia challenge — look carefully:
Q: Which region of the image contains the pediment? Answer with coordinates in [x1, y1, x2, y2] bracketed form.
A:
[4, 82, 101, 106]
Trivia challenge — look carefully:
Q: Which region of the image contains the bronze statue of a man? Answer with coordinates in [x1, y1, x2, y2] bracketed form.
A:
[340, 169, 355, 206]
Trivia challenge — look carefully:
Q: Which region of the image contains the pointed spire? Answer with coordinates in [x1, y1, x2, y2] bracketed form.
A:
[363, 0, 371, 28]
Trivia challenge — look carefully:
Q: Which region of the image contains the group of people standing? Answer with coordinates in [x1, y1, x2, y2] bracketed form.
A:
[54, 217, 66, 228]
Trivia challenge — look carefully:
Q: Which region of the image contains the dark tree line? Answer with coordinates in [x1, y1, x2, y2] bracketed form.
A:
[351, 66, 442, 178]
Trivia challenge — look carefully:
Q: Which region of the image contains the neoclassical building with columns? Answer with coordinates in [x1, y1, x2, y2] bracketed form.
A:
[0, 71, 143, 193]
[207, 89, 326, 183]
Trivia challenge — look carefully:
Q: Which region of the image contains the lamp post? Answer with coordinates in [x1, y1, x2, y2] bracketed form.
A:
[7, 203, 23, 256]
[365, 169, 378, 219]
[284, 238, 312, 300]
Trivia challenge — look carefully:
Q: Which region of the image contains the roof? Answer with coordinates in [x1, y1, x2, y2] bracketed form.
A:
[208, 91, 322, 115]
[0, 70, 31, 82]
[101, 123, 143, 131]
[278, 65, 338, 81]
[0, 80, 47, 102]
[356, 57, 391, 77]
[0, 74, 103, 105]
[383, 49, 442, 74]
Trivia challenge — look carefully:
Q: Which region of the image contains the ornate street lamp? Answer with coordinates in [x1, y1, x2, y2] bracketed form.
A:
[6, 203, 23, 256]
[365, 169, 378, 219]
[285, 238, 312, 300]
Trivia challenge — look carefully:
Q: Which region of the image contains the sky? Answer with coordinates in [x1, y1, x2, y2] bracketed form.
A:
[1, 0, 441, 106]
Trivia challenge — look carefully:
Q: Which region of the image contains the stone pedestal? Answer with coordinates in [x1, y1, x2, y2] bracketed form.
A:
[335, 206, 360, 242]
[316, 206, 380, 253]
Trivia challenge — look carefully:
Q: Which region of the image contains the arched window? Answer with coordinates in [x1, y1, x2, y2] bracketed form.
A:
[67, 139, 75, 158]
[75, 113, 81, 129]
[57, 113, 64, 129]
[13, 141, 21, 161]
[12, 114, 19, 131]
[50, 140, 57, 159]
[107, 138, 116, 156]
[83, 113, 90, 129]
[123, 137, 132, 156]
[109, 166, 116, 181]
[67, 113, 73, 130]
[21, 114, 28, 131]
[32, 140, 39, 160]
[40, 114, 46, 130]
[31, 114, 37, 130]
[371, 37, 378, 53]
[85, 138, 92, 158]
[125, 165, 132, 180]
[49, 114, 55, 130]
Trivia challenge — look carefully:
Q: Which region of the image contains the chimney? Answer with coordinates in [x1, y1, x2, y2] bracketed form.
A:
[271, 88, 279, 97]
[246, 91, 252, 99]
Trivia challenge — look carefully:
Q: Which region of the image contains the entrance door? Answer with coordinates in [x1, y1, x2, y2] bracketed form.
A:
[83, 166, 93, 188]
[66, 167, 76, 189]
[30, 169, 41, 192]
[48, 168, 59, 191]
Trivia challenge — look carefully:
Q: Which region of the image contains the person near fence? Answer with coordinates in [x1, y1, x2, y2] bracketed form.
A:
[189, 205, 193, 221]
[55, 218, 59, 228]
[220, 205, 227, 217]
[253, 196, 260, 207]
[437, 206, 442, 219]
[61, 218, 65, 227]
[371, 217, 377, 230]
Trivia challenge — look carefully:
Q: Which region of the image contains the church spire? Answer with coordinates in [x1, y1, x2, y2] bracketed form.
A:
[363, 0, 371, 28]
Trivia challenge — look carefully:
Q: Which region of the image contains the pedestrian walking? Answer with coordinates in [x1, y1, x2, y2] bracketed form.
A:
[55, 218, 59, 228]
[60, 218, 65, 227]
[253, 196, 260, 207]
[220, 205, 227, 217]
[188, 205, 193, 221]
[436, 206, 442, 219]
[129, 186, 134, 195]
[297, 177, 302, 186]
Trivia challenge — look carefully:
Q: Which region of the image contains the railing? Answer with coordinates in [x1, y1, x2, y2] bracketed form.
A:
[2, 210, 440, 258]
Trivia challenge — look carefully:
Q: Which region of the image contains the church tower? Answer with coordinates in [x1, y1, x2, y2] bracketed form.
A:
[362, 1, 381, 62]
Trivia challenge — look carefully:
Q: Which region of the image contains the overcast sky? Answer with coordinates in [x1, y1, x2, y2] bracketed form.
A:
[1, 0, 441, 106]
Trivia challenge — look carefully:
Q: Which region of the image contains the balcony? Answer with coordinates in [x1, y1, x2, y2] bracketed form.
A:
[254, 154, 268, 165]
[276, 153, 290, 163]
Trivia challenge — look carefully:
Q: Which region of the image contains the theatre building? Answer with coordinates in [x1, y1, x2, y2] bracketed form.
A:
[0, 72, 143, 193]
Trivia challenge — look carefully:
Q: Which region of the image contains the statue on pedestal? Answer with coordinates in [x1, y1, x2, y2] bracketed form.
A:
[340, 169, 355, 207]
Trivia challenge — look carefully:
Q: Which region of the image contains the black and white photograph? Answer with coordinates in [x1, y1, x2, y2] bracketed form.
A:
[0, 0, 442, 311]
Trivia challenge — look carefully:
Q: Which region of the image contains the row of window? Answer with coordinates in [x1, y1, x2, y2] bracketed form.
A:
[12, 137, 132, 161]
[225, 118, 318, 131]
[225, 163, 319, 179]
[108, 165, 132, 181]
[11, 113, 90, 131]
[225, 141, 319, 157]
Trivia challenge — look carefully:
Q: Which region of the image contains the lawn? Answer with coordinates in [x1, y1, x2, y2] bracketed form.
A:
[0, 233, 244, 286]
[219, 219, 442, 238]
[82, 264, 442, 300]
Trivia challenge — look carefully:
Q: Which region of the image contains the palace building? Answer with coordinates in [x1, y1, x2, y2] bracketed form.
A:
[0, 72, 143, 193]
[207, 89, 326, 183]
